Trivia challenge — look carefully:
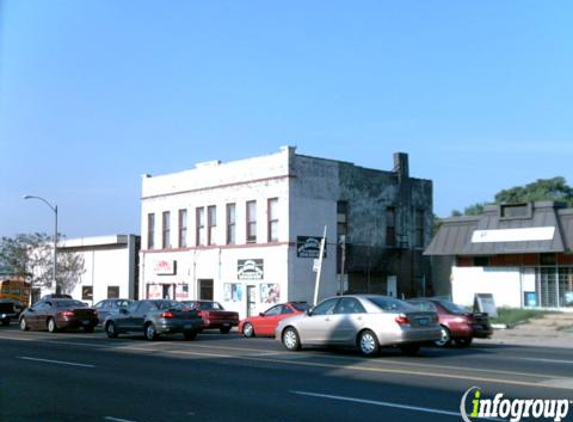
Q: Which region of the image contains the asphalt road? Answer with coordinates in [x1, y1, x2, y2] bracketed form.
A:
[1, 325, 572, 422]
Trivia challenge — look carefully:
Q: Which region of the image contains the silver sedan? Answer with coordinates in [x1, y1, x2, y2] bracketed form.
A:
[275, 295, 441, 356]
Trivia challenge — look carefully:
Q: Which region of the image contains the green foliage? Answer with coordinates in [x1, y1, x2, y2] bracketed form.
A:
[490, 307, 553, 327]
[0, 233, 85, 294]
[451, 177, 573, 217]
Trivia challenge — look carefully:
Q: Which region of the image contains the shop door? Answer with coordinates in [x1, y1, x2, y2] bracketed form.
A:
[247, 285, 256, 317]
[387, 275, 397, 297]
[198, 279, 214, 300]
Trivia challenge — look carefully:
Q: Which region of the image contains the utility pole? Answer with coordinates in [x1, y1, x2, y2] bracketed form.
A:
[313, 226, 327, 305]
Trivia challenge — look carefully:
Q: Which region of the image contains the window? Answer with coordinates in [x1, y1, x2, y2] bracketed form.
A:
[208, 205, 217, 245]
[386, 207, 396, 246]
[415, 209, 425, 248]
[178, 209, 187, 248]
[501, 203, 530, 218]
[311, 298, 339, 316]
[268, 198, 279, 242]
[226, 203, 236, 245]
[82, 286, 93, 301]
[147, 213, 155, 249]
[335, 297, 366, 314]
[196, 207, 206, 246]
[107, 286, 120, 299]
[246, 200, 257, 243]
[337, 201, 348, 237]
[162, 211, 171, 249]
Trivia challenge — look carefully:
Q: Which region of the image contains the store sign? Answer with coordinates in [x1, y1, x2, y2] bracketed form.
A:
[237, 259, 264, 280]
[471, 227, 555, 243]
[154, 260, 176, 275]
[297, 236, 327, 258]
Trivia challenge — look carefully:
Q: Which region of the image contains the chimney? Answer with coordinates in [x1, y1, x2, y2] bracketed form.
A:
[393, 152, 409, 182]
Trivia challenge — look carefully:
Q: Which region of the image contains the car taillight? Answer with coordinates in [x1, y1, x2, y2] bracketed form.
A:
[161, 311, 174, 319]
[61, 311, 74, 317]
[395, 314, 410, 326]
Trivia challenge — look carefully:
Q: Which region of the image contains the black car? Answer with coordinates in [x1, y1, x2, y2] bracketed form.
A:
[94, 298, 133, 325]
[0, 299, 22, 326]
[103, 300, 203, 341]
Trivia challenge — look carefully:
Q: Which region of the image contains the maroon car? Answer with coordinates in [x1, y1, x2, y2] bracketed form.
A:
[19, 298, 98, 333]
[182, 300, 239, 334]
[407, 298, 493, 347]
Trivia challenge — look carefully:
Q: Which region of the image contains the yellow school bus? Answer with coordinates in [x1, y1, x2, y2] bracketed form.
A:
[0, 278, 31, 306]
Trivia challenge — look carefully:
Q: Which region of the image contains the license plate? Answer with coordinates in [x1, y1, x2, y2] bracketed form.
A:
[418, 318, 429, 326]
[223, 322, 230, 327]
[82, 320, 90, 326]
[184, 325, 193, 330]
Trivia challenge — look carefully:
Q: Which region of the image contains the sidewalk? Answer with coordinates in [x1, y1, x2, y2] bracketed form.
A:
[475, 313, 573, 349]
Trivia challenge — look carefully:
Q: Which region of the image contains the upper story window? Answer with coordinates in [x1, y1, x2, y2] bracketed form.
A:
[386, 207, 396, 247]
[501, 203, 531, 219]
[208, 205, 217, 245]
[415, 209, 425, 248]
[147, 213, 155, 250]
[268, 198, 279, 242]
[178, 209, 187, 248]
[337, 201, 348, 237]
[246, 200, 257, 243]
[196, 207, 206, 246]
[226, 203, 236, 245]
[162, 211, 171, 249]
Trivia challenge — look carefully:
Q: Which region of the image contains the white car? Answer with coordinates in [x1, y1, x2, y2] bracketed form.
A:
[275, 295, 441, 356]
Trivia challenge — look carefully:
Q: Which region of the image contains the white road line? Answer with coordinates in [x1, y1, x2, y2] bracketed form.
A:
[104, 417, 143, 422]
[514, 357, 573, 365]
[291, 391, 504, 421]
[17, 356, 95, 368]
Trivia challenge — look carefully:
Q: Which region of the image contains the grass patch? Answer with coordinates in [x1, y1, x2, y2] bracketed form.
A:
[490, 307, 553, 327]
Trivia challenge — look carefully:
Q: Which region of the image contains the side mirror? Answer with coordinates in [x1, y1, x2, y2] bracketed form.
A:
[306, 309, 313, 317]
[119, 308, 129, 315]
[259, 312, 265, 317]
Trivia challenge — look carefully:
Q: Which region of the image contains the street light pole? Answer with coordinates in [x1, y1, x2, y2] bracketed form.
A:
[23, 195, 58, 294]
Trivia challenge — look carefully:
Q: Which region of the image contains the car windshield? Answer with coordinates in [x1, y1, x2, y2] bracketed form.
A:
[408, 301, 438, 312]
[156, 301, 185, 310]
[55, 300, 86, 308]
[196, 302, 224, 310]
[291, 302, 310, 312]
[438, 300, 469, 315]
[367, 297, 416, 312]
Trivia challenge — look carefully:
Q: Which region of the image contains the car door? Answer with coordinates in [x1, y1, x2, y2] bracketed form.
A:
[26, 302, 44, 329]
[115, 301, 139, 332]
[258, 305, 283, 336]
[298, 298, 339, 345]
[131, 301, 153, 330]
[330, 297, 367, 344]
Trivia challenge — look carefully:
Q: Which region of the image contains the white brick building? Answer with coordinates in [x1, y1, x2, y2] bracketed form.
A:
[140, 146, 433, 318]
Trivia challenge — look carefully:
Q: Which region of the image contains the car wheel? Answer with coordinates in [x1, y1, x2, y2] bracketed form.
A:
[220, 326, 231, 334]
[47, 318, 58, 333]
[19, 317, 29, 331]
[145, 323, 158, 341]
[105, 322, 118, 339]
[400, 344, 421, 356]
[184, 331, 197, 340]
[243, 323, 255, 338]
[435, 325, 451, 347]
[455, 337, 473, 348]
[282, 327, 301, 351]
[357, 329, 379, 357]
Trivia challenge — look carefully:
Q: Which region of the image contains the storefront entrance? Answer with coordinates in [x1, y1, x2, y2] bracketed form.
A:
[522, 267, 573, 308]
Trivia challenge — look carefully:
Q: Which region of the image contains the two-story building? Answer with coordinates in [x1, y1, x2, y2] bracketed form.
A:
[140, 146, 433, 318]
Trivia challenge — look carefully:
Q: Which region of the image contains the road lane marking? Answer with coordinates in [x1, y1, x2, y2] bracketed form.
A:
[17, 356, 95, 368]
[514, 357, 573, 365]
[104, 417, 143, 422]
[291, 391, 504, 421]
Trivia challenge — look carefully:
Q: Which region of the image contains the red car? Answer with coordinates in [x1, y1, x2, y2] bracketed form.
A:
[407, 298, 493, 347]
[182, 300, 239, 334]
[238, 302, 310, 337]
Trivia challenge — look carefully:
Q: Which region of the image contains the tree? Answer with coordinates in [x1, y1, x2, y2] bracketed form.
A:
[451, 177, 573, 217]
[0, 233, 85, 294]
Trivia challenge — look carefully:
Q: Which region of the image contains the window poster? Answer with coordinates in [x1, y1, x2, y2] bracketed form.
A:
[224, 283, 243, 302]
[260, 283, 280, 304]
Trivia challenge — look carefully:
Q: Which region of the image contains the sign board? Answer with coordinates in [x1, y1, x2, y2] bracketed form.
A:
[297, 236, 327, 258]
[237, 259, 264, 280]
[154, 260, 176, 275]
[471, 227, 555, 243]
[474, 293, 498, 318]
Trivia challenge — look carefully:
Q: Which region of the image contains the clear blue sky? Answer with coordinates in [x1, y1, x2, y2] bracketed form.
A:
[1, 1, 572, 239]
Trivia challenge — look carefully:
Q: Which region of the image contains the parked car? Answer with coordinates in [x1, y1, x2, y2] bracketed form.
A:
[19, 298, 98, 333]
[181, 300, 239, 334]
[275, 295, 441, 356]
[94, 298, 134, 325]
[0, 299, 23, 326]
[41, 293, 73, 300]
[103, 300, 203, 341]
[238, 302, 310, 337]
[407, 298, 493, 347]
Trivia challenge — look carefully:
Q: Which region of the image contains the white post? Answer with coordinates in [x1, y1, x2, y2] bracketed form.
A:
[313, 226, 327, 305]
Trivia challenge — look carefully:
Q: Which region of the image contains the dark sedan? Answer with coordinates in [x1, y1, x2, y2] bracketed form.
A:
[94, 298, 133, 325]
[103, 300, 203, 341]
[19, 299, 98, 333]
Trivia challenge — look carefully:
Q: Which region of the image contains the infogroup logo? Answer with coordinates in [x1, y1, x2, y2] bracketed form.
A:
[460, 387, 570, 422]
